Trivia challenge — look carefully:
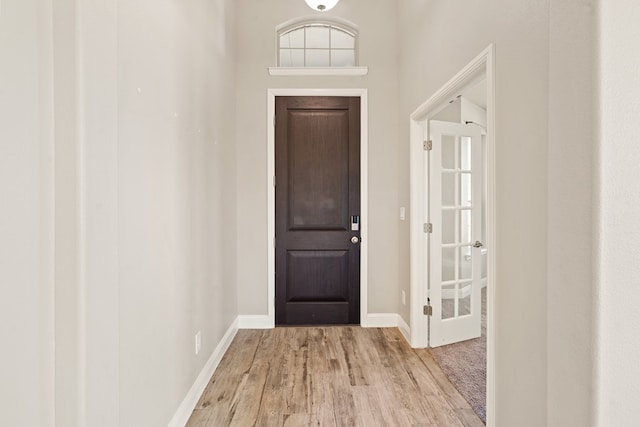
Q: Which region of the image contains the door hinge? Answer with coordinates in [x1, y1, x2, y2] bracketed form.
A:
[273, 115, 276, 127]
[423, 140, 432, 151]
[273, 175, 276, 187]
[423, 305, 433, 316]
[423, 223, 432, 233]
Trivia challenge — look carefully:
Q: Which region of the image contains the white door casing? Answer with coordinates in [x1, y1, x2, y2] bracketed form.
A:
[428, 120, 482, 347]
[267, 88, 369, 328]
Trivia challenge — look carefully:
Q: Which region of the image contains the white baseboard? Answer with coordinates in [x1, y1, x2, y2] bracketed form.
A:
[167, 317, 239, 427]
[366, 313, 399, 327]
[366, 313, 412, 345]
[397, 315, 411, 344]
[237, 315, 273, 329]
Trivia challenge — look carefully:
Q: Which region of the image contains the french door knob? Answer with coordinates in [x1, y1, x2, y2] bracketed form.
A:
[351, 236, 360, 244]
[472, 241, 484, 248]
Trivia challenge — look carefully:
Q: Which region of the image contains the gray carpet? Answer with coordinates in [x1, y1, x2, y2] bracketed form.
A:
[429, 287, 487, 423]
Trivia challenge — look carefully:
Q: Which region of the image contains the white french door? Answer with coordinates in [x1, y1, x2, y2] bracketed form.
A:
[428, 120, 483, 347]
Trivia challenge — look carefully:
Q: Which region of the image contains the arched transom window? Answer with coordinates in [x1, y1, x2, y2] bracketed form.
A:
[278, 22, 358, 67]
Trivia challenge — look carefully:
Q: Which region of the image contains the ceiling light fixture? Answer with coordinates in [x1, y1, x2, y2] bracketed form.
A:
[304, 0, 339, 12]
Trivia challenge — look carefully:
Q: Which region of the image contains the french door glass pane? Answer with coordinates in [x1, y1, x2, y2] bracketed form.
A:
[442, 247, 456, 281]
[461, 173, 472, 207]
[442, 284, 456, 319]
[460, 210, 472, 243]
[442, 210, 456, 244]
[461, 136, 472, 170]
[482, 253, 487, 278]
[459, 246, 472, 280]
[458, 286, 472, 316]
[438, 130, 478, 323]
[442, 135, 456, 169]
[442, 172, 456, 207]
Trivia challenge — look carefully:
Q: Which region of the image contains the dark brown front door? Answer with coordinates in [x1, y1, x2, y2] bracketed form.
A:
[275, 96, 361, 325]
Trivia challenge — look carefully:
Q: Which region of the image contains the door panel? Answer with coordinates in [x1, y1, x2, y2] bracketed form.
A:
[288, 110, 349, 230]
[286, 250, 349, 301]
[429, 120, 482, 347]
[275, 96, 361, 325]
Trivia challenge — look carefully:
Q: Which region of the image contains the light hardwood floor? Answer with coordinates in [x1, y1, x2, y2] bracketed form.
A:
[187, 327, 484, 427]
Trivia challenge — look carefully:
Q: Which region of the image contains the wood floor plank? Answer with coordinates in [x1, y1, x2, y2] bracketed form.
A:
[185, 409, 213, 427]
[454, 408, 487, 427]
[383, 336, 462, 425]
[307, 328, 330, 374]
[228, 365, 269, 425]
[337, 327, 370, 386]
[365, 329, 445, 425]
[308, 373, 335, 415]
[415, 349, 475, 410]
[283, 413, 313, 426]
[366, 369, 415, 426]
[284, 329, 311, 415]
[327, 371, 357, 426]
[193, 330, 262, 410]
[186, 327, 484, 427]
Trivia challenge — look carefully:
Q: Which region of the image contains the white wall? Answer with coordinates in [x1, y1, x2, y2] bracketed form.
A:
[596, 1, 640, 424]
[548, 1, 596, 425]
[235, 0, 401, 316]
[0, 0, 55, 425]
[398, 1, 549, 425]
[116, 0, 237, 425]
[399, 1, 602, 425]
[52, 0, 83, 423]
[6, 0, 239, 425]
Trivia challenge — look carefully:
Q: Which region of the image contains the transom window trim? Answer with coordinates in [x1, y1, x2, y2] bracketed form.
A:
[277, 20, 359, 68]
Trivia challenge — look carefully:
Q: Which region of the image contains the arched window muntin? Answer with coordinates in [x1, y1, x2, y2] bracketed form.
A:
[277, 20, 359, 68]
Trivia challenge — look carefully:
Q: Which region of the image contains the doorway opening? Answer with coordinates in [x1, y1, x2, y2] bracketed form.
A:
[409, 45, 495, 425]
[267, 88, 369, 327]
